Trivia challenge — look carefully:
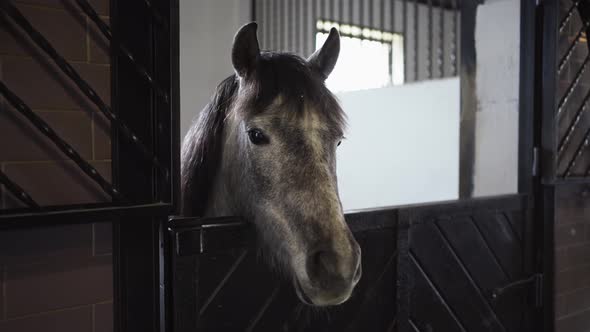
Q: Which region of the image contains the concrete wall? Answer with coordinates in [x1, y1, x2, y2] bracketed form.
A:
[180, 0, 251, 138]
[336, 78, 460, 211]
[471, 0, 521, 197]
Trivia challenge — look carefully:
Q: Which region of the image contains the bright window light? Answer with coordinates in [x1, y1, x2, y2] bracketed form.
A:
[316, 20, 404, 93]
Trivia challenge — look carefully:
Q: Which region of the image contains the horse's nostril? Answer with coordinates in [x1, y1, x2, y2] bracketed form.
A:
[307, 249, 339, 283]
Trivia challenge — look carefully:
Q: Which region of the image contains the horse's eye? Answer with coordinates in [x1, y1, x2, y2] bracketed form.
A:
[247, 129, 269, 145]
[337, 140, 342, 147]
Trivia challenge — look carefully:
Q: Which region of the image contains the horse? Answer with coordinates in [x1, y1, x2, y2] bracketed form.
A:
[180, 22, 361, 306]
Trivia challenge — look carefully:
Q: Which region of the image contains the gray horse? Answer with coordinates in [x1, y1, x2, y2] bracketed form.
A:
[181, 22, 361, 306]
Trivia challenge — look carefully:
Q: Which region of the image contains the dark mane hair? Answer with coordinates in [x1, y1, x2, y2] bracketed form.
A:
[181, 52, 345, 216]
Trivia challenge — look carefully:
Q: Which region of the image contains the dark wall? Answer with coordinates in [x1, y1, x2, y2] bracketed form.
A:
[555, 183, 590, 331]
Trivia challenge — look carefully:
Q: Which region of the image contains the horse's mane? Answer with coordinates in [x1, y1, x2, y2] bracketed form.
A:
[181, 52, 345, 216]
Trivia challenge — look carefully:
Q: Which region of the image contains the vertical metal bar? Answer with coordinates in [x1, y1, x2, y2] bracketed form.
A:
[403, 0, 407, 82]
[304, 0, 309, 55]
[380, 0, 385, 31]
[296, 0, 301, 54]
[273, 0, 278, 50]
[312, 0, 318, 51]
[428, 0, 433, 79]
[414, 0, 419, 81]
[390, 0, 395, 84]
[289, 0, 294, 51]
[252, 0, 257, 21]
[349, 0, 354, 24]
[331, 0, 335, 20]
[360, 0, 365, 27]
[339, 0, 344, 23]
[391, 0, 396, 32]
[265, 0, 271, 49]
[369, 0, 374, 27]
[278, 0, 283, 51]
[451, 0, 459, 76]
[438, 0, 444, 78]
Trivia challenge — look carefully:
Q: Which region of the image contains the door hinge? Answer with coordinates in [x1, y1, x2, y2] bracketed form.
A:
[532, 147, 540, 177]
[491, 273, 544, 307]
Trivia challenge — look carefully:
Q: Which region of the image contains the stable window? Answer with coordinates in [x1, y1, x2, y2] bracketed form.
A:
[316, 20, 404, 92]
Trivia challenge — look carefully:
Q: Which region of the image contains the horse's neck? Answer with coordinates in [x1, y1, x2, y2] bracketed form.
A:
[203, 130, 235, 217]
[203, 169, 232, 217]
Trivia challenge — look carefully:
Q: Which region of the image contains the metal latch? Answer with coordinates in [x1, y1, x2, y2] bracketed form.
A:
[491, 273, 543, 307]
[532, 147, 540, 177]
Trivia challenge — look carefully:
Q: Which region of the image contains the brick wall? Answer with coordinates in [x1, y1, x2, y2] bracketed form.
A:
[0, 0, 113, 331]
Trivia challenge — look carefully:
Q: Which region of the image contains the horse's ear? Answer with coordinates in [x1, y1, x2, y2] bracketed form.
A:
[308, 27, 340, 80]
[232, 22, 260, 78]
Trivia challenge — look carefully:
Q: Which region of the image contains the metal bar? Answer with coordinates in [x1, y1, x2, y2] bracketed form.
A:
[0, 1, 168, 181]
[74, 0, 169, 104]
[0, 82, 123, 201]
[289, 0, 293, 51]
[438, 0, 444, 78]
[369, 0, 374, 26]
[143, 0, 169, 30]
[451, 0, 458, 76]
[331, 0, 336, 20]
[304, 0, 309, 55]
[274, 0, 279, 50]
[389, 0, 394, 85]
[428, 0, 434, 79]
[0, 202, 172, 229]
[557, 78, 590, 157]
[296, 0, 301, 54]
[349, 0, 354, 24]
[0, 169, 40, 209]
[265, 0, 270, 49]
[403, 0, 408, 81]
[563, 126, 590, 177]
[559, 0, 582, 34]
[279, 0, 283, 51]
[391, 0, 396, 32]
[414, 0, 419, 80]
[339, 0, 344, 22]
[558, 21, 590, 73]
[380, 0, 385, 32]
[360, 0, 365, 27]
[557, 54, 590, 117]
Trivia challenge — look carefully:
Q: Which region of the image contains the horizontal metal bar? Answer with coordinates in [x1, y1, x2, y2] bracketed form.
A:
[551, 177, 590, 185]
[0, 2, 169, 182]
[74, 0, 169, 104]
[0, 202, 173, 229]
[0, 169, 40, 209]
[0, 81, 123, 202]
